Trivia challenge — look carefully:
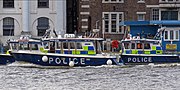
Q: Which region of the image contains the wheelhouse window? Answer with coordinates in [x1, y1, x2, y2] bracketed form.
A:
[63, 42, 68, 49]
[23, 44, 30, 50]
[37, 17, 49, 36]
[124, 43, 130, 49]
[38, 0, 49, 8]
[164, 31, 168, 40]
[170, 31, 174, 40]
[56, 42, 61, 49]
[43, 42, 49, 49]
[175, 31, 179, 40]
[32, 44, 38, 50]
[161, 11, 178, 20]
[131, 43, 135, 49]
[137, 43, 143, 49]
[3, 17, 14, 36]
[15, 43, 38, 50]
[10, 43, 17, 50]
[144, 43, 150, 49]
[3, 0, 14, 8]
[76, 42, 82, 49]
[103, 12, 124, 34]
[70, 42, 75, 49]
[164, 30, 179, 41]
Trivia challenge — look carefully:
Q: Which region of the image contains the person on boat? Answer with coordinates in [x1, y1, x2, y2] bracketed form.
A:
[50, 43, 55, 53]
[137, 43, 142, 49]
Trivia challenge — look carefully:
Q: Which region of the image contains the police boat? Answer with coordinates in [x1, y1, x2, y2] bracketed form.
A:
[120, 35, 180, 65]
[9, 34, 121, 67]
[0, 42, 15, 65]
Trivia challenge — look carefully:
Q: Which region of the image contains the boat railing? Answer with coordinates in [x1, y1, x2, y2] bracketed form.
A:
[163, 51, 180, 55]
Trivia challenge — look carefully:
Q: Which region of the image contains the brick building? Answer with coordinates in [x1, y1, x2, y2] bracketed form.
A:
[78, 0, 180, 40]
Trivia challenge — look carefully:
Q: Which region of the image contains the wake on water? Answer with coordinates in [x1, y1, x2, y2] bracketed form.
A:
[6, 61, 180, 69]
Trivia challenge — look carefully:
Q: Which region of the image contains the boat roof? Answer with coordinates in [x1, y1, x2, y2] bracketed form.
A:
[121, 38, 160, 43]
[8, 39, 41, 44]
[42, 37, 104, 42]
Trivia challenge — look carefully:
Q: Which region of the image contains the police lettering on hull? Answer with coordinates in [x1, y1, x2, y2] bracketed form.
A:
[48, 57, 90, 65]
[127, 57, 152, 63]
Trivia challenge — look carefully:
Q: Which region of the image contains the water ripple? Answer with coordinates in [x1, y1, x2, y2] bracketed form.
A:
[0, 64, 180, 89]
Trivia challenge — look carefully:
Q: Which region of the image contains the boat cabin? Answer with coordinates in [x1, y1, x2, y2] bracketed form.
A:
[121, 38, 162, 54]
[8, 38, 42, 52]
[41, 38, 103, 55]
[8, 36, 104, 55]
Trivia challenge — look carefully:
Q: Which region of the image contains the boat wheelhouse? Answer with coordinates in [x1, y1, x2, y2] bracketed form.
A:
[9, 35, 121, 66]
[120, 36, 180, 65]
[122, 38, 162, 55]
[120, 21, 180, 54]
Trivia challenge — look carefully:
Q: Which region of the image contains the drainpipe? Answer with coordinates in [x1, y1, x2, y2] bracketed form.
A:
[22, 0, 29, 34]
[56, 0, 66, 35]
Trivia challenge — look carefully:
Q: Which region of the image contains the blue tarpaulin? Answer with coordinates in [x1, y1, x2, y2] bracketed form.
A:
[120, 20, 180, 26]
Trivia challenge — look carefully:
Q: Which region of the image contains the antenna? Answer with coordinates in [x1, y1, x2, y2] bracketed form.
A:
[53, 29, 58, 37]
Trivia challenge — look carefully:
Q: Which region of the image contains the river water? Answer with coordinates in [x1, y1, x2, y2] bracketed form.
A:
[0, 63, 180, 90]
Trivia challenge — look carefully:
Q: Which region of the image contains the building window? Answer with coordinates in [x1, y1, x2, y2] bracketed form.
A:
[152, 9, 159, 20]
[160, 0, 180, 2]
[138, 0, 145, 3]
[3, 0, 14, 8]
[104, 14, 109, 32]
[37, 17, 49, 36]
[102, 0, 124, 3]
[161, 11, 178, 20]
[3, 17, 14, 36]
[103, 12, 124, 34]
[137, 14, 145, 21]
[38, 0, 49, 8]
[164, 30, 179, 41]
[111, 14, 117, 32]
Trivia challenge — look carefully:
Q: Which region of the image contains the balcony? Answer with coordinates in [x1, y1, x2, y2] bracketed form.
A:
[159, 0, 180, 8]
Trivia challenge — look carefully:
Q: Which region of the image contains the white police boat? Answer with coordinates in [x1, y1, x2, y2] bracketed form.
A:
[9, 34, 121, 67]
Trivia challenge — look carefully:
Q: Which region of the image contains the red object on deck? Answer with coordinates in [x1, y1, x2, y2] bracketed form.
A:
[112, 40, 119, 49]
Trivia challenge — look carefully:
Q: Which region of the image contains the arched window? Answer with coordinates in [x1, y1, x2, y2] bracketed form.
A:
[37, 17, 49, 36]
[3, 17, 14, 36]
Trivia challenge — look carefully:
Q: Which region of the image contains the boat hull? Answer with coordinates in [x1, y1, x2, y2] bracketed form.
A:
[120, 54, 180, 65]
[0, 54, 15, 65]
[11, 52, 119, 66]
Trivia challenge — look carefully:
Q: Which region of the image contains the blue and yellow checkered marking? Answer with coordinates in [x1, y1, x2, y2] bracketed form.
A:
[53, 45, 96, 55]
[123, 45, 162, 54]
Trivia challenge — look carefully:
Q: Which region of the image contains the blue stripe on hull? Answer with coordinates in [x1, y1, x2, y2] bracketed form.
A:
[12, 53, 117, 66]
[121, 54, 180, 65]
[0, 55, 15, 65]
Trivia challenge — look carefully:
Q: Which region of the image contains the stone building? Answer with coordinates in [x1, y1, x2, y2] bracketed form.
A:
[0, 0, 68, 45]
